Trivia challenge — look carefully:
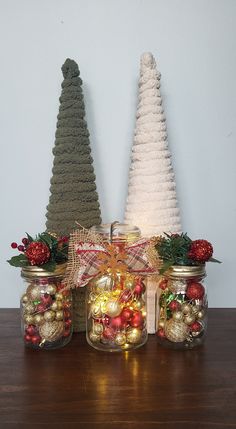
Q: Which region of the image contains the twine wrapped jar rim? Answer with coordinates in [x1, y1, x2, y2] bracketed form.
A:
[166, 264, 206, 279]
[21, 263, 67, 279]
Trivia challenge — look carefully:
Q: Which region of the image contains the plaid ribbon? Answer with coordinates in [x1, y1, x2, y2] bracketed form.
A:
[75, 238, 154, 287]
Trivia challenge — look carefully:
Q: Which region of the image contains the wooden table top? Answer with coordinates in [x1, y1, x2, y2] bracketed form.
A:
[0, 309, 236, 428]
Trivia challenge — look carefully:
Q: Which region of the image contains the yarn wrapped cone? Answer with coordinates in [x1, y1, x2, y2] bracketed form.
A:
[124, 52, 181, 237]
[45, 59, 102, 332]
[45, 58, 101, 236]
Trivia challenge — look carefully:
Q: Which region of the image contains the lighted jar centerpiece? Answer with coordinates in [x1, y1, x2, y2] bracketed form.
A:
[154, 233, 220, 350]
[66, 222, 153, 351]
[8, 232, 72, 349]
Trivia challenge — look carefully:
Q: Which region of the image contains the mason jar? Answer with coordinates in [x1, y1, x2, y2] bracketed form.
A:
[20, 263, 72, 349]
[86, 223, 148, 352]
[156, 265, 207, 349]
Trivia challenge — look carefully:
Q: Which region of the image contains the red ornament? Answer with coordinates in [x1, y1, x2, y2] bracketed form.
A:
[22, 237, 29, 245]
[41, 293, 52, 307]
[157, 328, 165, 338]
[186, 282, 205, 300]
[110, 316, 126, 330]
[65, 319, 72, 329]
[190, 321, 202, 332]
[130, 311, 144, 328]
[17, 245, 25, 252]
[159, 279, 168, 290]
[188, 239, 213, 263]
[120, 307, 133, 322]
[11, 242, 18, 249]
[63, 329, 71, 337]
[31, 335, 41, 345]
[63, 310, 71, 320]
[169, 300, 181, 312]
[37, 303, 46, 313]
[102, 327, 115, 340]
[120, 289, 132, 303]
[25, 241, 50, 266]
[24, 334, 32, 343]
[133, 282, 144, 296]
[25, 325, 37, 336]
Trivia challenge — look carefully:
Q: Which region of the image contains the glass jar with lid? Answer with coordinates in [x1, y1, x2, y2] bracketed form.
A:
[156, 265, 207, 349]
[20, 263, 72, 349]
[86, 223, 148, 352]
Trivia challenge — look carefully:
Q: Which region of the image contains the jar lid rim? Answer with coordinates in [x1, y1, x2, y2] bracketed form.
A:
[21, 262, 67, 279]
[166, 264, 206, 278]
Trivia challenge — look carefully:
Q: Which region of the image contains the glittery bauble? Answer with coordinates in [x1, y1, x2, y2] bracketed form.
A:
[51, 301, 58, 311]
[34, 314, 44, 325]
[44, 310, 55, 322]
[169, 300, 181, 312]
[46, 284, 57, 295]
[186, 282, 205, 300]
[192, 305, 201, 315]
[89, 331, 101, 343]
[55, 292, 63, 301]
[126, 327, 142, 344]
[197, 310, 205, 320]
[105, 299, 121, 317]
[121, 307, 133, 322]
[130, 311, 144, 328]
[93, 323, 104, 335]
[114, 332, 126, 346]
[181, 303, 193, 315]
[133, 299, 145, 311]
[55, 310, 64, 321]
[158, 319, 165, 329]
[24, 314, 35, 324]
[102, 327, 115, 340]
[41, 293, 52, 307]
[39, 320, 64, 342]
[90, 302, 102, 318]
[24, 303, 35, 315]
[190, 321, 202, 332]
[25, 241, 50, 265]
[21, 294, 29, 304]
[110, 316, 125, 330]
[169, 279, 187, 294]
[184, 314, 196, 325]
[172, 311, 184, 322]
[27, 285, 42, 300]
[188, 239, 213, 262]
[25, 325, 37, 336]
[164, 320, 189, 343]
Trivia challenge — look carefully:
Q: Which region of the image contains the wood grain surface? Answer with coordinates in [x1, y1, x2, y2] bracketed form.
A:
[0, 309, 235, 428]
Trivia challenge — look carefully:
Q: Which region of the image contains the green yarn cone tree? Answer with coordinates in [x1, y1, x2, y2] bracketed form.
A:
[46, 58, 101, 236]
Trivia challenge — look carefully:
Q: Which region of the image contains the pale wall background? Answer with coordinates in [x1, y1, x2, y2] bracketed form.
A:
[0, 0, 235, 307]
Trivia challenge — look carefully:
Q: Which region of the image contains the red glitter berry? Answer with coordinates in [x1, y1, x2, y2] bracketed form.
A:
[22, 237, 29, 245]
[169, 300, 181, 312]
[190, 321, 202, 332]
[11, 242, 18, 249]
[188, 239, 213, 263]
[25, 241, 50, 266]
[17, 245, 25, 252]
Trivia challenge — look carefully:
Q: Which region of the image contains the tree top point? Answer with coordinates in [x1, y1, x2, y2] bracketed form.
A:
[141, 52, 156, 69]
[62, 58, 80, 79]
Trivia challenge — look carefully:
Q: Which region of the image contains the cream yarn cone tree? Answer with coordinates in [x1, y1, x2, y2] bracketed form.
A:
[125, 52, 181, 237]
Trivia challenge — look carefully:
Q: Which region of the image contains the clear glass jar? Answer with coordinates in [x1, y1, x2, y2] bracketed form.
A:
[20, 263, 72, 350]
[156, 265, 207, 349]
[86, 223, 148, 352]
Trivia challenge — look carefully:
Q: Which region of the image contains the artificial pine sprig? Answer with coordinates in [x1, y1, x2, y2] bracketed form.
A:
[155, 233, 220, 274]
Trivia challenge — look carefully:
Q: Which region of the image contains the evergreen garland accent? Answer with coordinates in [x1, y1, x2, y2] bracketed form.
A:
[45, 58, 101, 236]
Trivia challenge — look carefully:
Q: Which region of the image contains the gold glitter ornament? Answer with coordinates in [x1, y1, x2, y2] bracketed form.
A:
[114, 332, 126, 346]
[181, 303, 192, 315]
[88, 292, 97, 303]
[165, 320, 189, 343]
[24, 303, 35, 315]
[169, 279, 187, 294]
[133, 299, 145, 311]
[90, 302, 102, 318]
[21, 294, 29, 304]
[88, 331, 101, 343]
[55, 310, 64, 321]
[197, 310, 205, 320]
[55, 292, 63, 301]
[24, 314, 35, 324]
[184, 314, 196, 325]
[34, 314, 44, 325]
[105, 299, 121, 317]
[39, 320, 64, 342]
[46, 284, 57, 295]
[173, 311, 184, 322]
[126, 327, 142, 344]
[158, 319, 165, 329]
[93, 323, 104, 335]
[27, 285, 42, 300]
[50, 301, 58, 311]
[192, 305, 202, 315]
[44, 310, 55, 322]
